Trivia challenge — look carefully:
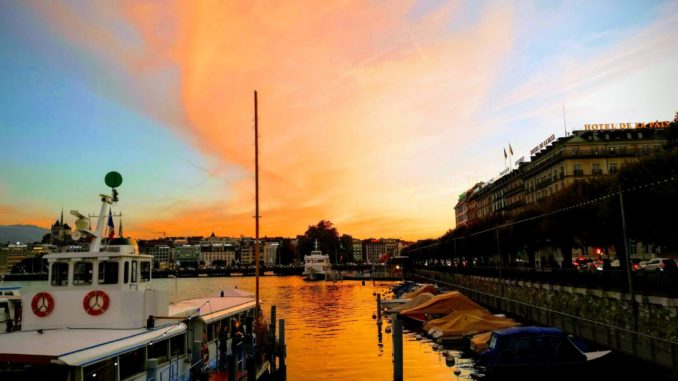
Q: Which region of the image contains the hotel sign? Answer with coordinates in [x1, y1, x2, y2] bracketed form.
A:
[584, 121, 670, 131]
[530, 134, 555, 155]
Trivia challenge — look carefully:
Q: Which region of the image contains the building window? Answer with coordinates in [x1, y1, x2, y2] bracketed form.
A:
[573, 164, 583, 176]
[592, 163, 602, 175]
[609, 163, 617, 175]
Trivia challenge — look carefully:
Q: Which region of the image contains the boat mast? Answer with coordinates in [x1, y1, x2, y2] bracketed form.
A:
[254, 90, 261, 316]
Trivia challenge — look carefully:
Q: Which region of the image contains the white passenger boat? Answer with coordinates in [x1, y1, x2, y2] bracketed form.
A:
[302, 240, 331, 281]
[0, 173, 266, 381]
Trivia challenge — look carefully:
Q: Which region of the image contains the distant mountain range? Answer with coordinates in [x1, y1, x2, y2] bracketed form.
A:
[0, 225, 49, 244]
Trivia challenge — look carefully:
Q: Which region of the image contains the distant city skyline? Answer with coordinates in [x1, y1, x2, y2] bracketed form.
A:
[1, 1, 677, 240]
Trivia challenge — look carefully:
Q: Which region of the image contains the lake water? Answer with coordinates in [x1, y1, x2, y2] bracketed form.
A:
[13, 276, 470, 381]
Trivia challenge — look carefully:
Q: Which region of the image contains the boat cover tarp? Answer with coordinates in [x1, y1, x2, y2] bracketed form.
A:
[402, 284, 439, 299]
[385, 293, 435, 313]
[425, 312, 520, 339]
[400, 291, 487, 322]
[423, 309, 492, 330]
[470, 331, 493, 353]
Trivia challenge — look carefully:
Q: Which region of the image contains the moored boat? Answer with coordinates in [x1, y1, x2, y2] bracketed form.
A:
[0, 173, 283, 381]
[302, 240, 331, 281]
[477, 326, 611, 376]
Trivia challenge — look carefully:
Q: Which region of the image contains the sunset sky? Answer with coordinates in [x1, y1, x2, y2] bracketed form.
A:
[1, 0, 677, 241]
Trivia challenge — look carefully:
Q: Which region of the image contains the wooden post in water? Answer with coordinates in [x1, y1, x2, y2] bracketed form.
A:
[279, 319, 286, 371]
[392, 313, 403, 381]
[376, 293, 382, 323]
[270, 305, 277, 372]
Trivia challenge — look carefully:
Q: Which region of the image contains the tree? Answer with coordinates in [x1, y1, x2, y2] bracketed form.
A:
[339, 234, 354, 263]
[298, 220, 341, 264]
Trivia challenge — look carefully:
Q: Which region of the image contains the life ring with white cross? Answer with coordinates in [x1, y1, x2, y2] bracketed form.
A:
[31, 292, 55, 317]
[83, 290, 110, 316]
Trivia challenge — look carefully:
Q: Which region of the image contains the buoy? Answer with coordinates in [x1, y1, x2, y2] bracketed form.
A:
[415, 334, 422, 341]
[453, 368, 461, 376]
[372, 313, 376, 320]
[446, 354, 456, 366]
[385, 326, 392, 334]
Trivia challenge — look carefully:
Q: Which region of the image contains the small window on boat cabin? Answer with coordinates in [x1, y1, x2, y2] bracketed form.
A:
[170, 333, 186, 356]
[140, 261, 151, 282]
[73, 261, 93, 285]
[124, 261, 130, 283]
[131, 260, 138, 283]
[119, 346, 146, 380]
[207, 322, 217, 342]
[83, 358, 117, 381]
[148, 338, 169, 364]
[50, 262, 69, 286]
[98, 261, 119, 284]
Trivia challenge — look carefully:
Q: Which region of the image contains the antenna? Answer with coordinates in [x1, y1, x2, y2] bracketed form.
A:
[562, 104, 568, 137]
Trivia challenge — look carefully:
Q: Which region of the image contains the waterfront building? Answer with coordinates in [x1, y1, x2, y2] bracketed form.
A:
[172, 245, 201, 267]
[263, 241, 279, 266]
[352, 238, 363, 263]
[149, 245, 171, 266]
[455, 122, 671, 227]
[200, 242, 236, 266]
[363, 239, 387, 263]
[240, 243, 254, 265]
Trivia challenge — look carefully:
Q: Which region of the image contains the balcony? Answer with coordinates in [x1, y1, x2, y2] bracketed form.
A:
[573, 169, 584, 176]
[592, 169, 603, 175]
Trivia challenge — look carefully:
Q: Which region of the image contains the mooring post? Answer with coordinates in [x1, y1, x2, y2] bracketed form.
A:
[270, 305, 277, 372]
[392, 313, 403, 381]
[377, 293, 382, 323]
[279, 319, 286, 371]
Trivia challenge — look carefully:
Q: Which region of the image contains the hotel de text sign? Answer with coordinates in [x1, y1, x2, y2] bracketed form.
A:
[530, 134, 555, 155]
[584, 121, 670, 131]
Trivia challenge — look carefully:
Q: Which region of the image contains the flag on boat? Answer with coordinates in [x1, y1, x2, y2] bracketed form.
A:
[107, 210, 115, 239]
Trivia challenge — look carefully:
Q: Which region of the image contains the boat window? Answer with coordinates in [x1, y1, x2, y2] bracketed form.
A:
[50, 262, 69, 287]
[124, 261, 129, 284]
[207, 322, 217, 342]
[73, 261, 93, 285]
[170, 333, 186, 356]
[119, 346, 146, 380]
[98, 261, 119, 284]
[140, 261, 151, 282]
[83, 358, 117, 381]
[148, 338, 169, 364]
[131, 260, 138, 283]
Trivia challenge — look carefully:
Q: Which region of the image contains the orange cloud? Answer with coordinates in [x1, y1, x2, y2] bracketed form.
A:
[28, 1, 516, 240]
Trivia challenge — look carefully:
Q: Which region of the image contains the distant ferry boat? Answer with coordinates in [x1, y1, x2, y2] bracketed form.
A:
[303, 240, 331, 281]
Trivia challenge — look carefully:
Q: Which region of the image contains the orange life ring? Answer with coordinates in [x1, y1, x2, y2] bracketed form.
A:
[83, 290, 110, 316]
[31, 292, 55, 318]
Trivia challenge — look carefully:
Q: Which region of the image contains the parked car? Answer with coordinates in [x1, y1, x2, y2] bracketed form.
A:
[639, 258, 677, 272]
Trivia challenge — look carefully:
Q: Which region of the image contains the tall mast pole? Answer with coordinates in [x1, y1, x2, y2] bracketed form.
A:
[254, 90, 261, 316]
